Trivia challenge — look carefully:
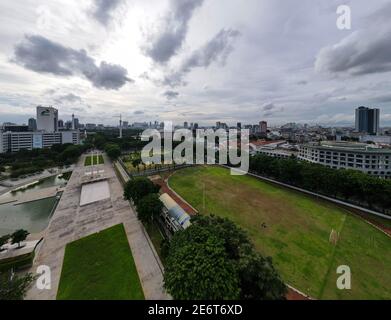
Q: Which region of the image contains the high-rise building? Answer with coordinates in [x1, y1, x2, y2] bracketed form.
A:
[85, 123, 97, 130]
[355, 107, 380, 135]
[237, 122, 242, 129]
[37, 106, 58, 132]
[28, 118, 37, 131]
[0, 107, 80, 153]
[65, 121, 72, 130]
[58, 119, 64, 129]
[260, 121, 268, 134]
[184, 122, 188, 129]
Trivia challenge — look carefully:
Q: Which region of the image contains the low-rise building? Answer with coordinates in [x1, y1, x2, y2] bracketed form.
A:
[250, 140, 298, 158]
[0, 130, 80, 153]
[298, 141, 391, 179]
[359, 135, 391, 145]
[159, 193, 191, 235]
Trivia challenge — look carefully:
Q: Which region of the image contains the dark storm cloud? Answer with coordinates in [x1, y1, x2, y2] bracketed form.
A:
[164, 29, 240, 87]
[143, 0, 204, 64]
[315, 3, 391, 76]
[53, 93, 83, 104]
[13, 35, 132, 90]
[261, 103, 284, 117]
[92, 0, 123, 26]
[163, 90, 179, 100]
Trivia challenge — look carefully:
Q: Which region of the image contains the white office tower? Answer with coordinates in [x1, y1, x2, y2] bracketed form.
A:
[37, 106, 58, 132]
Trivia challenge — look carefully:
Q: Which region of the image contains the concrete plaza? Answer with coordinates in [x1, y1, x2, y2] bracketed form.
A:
[26, 153, 169, 300]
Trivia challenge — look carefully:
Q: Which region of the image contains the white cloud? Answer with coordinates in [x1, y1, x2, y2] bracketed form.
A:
[0, 0, 391, 126]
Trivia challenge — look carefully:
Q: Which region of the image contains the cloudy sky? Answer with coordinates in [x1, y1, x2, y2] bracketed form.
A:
[1, 0, 391, 127]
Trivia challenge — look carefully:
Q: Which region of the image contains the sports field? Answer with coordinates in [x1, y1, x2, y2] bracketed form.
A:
[169, 166, 391, 300]
[57, 224, 144, 300]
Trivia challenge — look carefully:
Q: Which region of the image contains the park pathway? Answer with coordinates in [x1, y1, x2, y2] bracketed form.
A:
[26, 153, 169, 300]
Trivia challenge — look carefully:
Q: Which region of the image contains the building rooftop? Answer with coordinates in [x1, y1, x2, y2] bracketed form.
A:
[159, 193, 191, 229]
[304, 141, 391, 153]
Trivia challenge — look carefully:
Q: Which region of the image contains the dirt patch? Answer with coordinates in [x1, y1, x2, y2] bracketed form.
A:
[153, 176, 198, 216]
[286, 288, 310, 300]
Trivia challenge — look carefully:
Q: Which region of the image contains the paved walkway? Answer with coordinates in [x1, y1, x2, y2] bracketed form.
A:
[26, 154, 169, 300]
[0, 186, 64, 205]
[0, 240, 40, 260]
[0, 166, 74, 197]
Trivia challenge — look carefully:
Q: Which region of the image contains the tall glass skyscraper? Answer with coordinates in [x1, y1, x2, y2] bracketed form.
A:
[355, 107, 380, 135]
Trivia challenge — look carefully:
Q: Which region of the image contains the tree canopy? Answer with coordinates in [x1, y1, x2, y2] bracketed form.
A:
[0, 235, 10, 251]
[124, 177, 160, 205]
[11, 229, 29, 248]
[0, 143, 87, 178]
[0, 271, 35, 300]
[164, 223, 240, 300]
[136, 193, 164, 223]
[163, 215, 287, 300]
[105, 144, 121, 160]
[249, 154, 391, 214]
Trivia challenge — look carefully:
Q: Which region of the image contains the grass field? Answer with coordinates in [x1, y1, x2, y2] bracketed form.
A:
[84, 155, 104, 166]
[57, 224, 144, 300]
[143, 222, 165, 264]
[169, 166, 391, 300]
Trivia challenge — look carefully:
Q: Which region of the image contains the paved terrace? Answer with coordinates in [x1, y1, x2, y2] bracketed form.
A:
[0, 186, 64, 205]
[0, 167, 74, 197]
[26, 154, 169, 300]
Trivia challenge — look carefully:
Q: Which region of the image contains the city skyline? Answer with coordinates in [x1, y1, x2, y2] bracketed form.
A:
[1, 1, 391, 127]
[2, 105, 388, 130]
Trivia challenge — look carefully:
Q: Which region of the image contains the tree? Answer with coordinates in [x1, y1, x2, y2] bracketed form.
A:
[192, 215, 250, 260]
[0, 234, 10, 251]
[93, 135, 107, 150]
[237, 245, 287, 300]
[59, 145, 83, 163]
[136, 194, 163, 224]
[105, 144, 121, 160]
[0, 271, 35, 300]
[11, 230, 29, 248]
[132, 158, 142, 171]
[124, 177, 160, 205]
[248, 153, 391, 213]
[164, 216, 286, 300]
[164, 224, 240, 300]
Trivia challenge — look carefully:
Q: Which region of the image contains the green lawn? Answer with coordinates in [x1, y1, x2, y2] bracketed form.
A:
[84, 155, 104, 166]
[57, 224, 144, 300]
[143, 222, 165, 265]
[169, 166, 391, 300]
